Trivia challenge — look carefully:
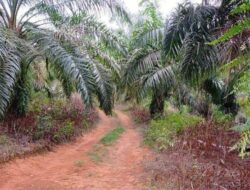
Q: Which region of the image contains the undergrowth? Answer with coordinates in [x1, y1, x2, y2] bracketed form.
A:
[144, 112, 202, 150]
[211, 106, 233, 124]
[146, 121, 250, 190]
[0, 92, 98, 162]
[232, 119, 250, 158]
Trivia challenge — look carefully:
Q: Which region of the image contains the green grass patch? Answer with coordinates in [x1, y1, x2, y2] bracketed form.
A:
[212, 106, 233, 124]
[100, 127, 125, 145]
[144, 112, 202, 150]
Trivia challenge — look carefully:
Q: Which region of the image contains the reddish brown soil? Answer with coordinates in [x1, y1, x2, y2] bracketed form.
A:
[0, 110, 152, 190]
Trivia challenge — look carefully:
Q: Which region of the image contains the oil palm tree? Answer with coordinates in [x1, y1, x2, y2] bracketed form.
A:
[122, 0, 174, 117]
[123, 0, 245, 117]
[0, 0, 129, 117]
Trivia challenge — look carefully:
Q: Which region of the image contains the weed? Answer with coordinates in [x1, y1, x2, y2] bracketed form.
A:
[212, 106, 233, 124]
[33, 115, 53, 141]
[100, 127, 125, 145]
[53, 121, 74, 141]
[144, 112, 202, 150]
[0, 135, 9, 145]
[232, 118, 250, 158]
[0, 92, 98, 162]
[238, 97, 250, 117]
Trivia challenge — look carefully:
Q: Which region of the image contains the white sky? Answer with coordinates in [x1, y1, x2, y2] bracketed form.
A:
[124, 0, 202, 17]
[101, 0, 202, 30]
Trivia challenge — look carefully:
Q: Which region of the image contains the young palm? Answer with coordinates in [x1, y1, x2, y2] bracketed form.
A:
[122, 0, 175, 117]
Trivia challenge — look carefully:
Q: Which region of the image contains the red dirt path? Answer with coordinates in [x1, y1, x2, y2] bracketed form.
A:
[0, 109, 152, 190]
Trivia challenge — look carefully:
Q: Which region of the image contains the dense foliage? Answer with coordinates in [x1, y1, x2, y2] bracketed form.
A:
[0, 0, 131, 117]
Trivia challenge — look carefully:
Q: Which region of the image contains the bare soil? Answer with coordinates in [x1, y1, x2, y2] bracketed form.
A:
[0, 109, 153, 190]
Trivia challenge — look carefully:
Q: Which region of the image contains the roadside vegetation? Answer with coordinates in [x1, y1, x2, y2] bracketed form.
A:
[144, 112, 202, 150]
[0, 92, 97, 163]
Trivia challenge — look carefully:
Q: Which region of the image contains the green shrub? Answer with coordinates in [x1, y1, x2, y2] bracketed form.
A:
[0, 135, 9, 145]
[28, 92, 50, 113]
[144, 112, 202, 150]
[179, 105, 193, 114]
[212, 106, 233, 124]
[53, 121, 74, 141]
[232, 118, 250, 158]
[238, 97, 250, 117]
[33, 115, 53, 141]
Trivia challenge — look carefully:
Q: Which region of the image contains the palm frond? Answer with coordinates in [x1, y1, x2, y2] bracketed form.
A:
[203, 77, 225, 105]
[42, 0, 131, 24]
[181, 32, 218, 84]
[85, 42, 121, 77]
[210, 19, 250, 45]
[28, 28, 93, 107]
[90, 61, 113, 115]
[139, 66, 175, 97]
[123, 48, 161, 86]
[0, 29, 21, 117]
[163, 3, 217, 58]
[131, 27, 164, 49]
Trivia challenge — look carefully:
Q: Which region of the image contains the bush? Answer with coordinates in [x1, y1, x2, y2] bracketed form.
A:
[144, 112, 202, 150]
[212, 106, 233, 124]
[1, 92, 98, 144]
[232, 118, 250, 158]
[53, 121, 74, 142]
[32, 115, 53, 141]
[0, 135, 9, 145]
[238, 97, 250, 117]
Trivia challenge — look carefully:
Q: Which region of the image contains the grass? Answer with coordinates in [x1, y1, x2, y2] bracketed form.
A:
[144, 112, 202, 150]
[211, 106, 233, 124]
[0, 135, 9, 145]
[100, 126, 125, 145]
[238, 97, 250, 117]
[88, 125, 125, 163]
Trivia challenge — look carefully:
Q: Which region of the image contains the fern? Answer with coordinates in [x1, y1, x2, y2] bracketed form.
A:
[232, 119, 250, 158]
[210, 19, 250, 45]
[231, 2, 250, 14]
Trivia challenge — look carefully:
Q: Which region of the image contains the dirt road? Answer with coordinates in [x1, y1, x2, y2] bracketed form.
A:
[0, 109, 152, 190]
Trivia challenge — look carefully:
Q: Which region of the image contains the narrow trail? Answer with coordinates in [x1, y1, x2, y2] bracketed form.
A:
[0, 109, 153, 190]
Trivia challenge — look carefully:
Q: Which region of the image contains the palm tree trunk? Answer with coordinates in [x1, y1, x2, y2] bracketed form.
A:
[150, 91, 166, 118]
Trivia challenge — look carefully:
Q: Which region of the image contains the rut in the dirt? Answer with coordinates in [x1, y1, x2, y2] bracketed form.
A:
[0, 109, 152, 190]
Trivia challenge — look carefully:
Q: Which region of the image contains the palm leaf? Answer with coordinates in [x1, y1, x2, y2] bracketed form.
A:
[139, 66, 175, 97]
[0, 29, 21, 117]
